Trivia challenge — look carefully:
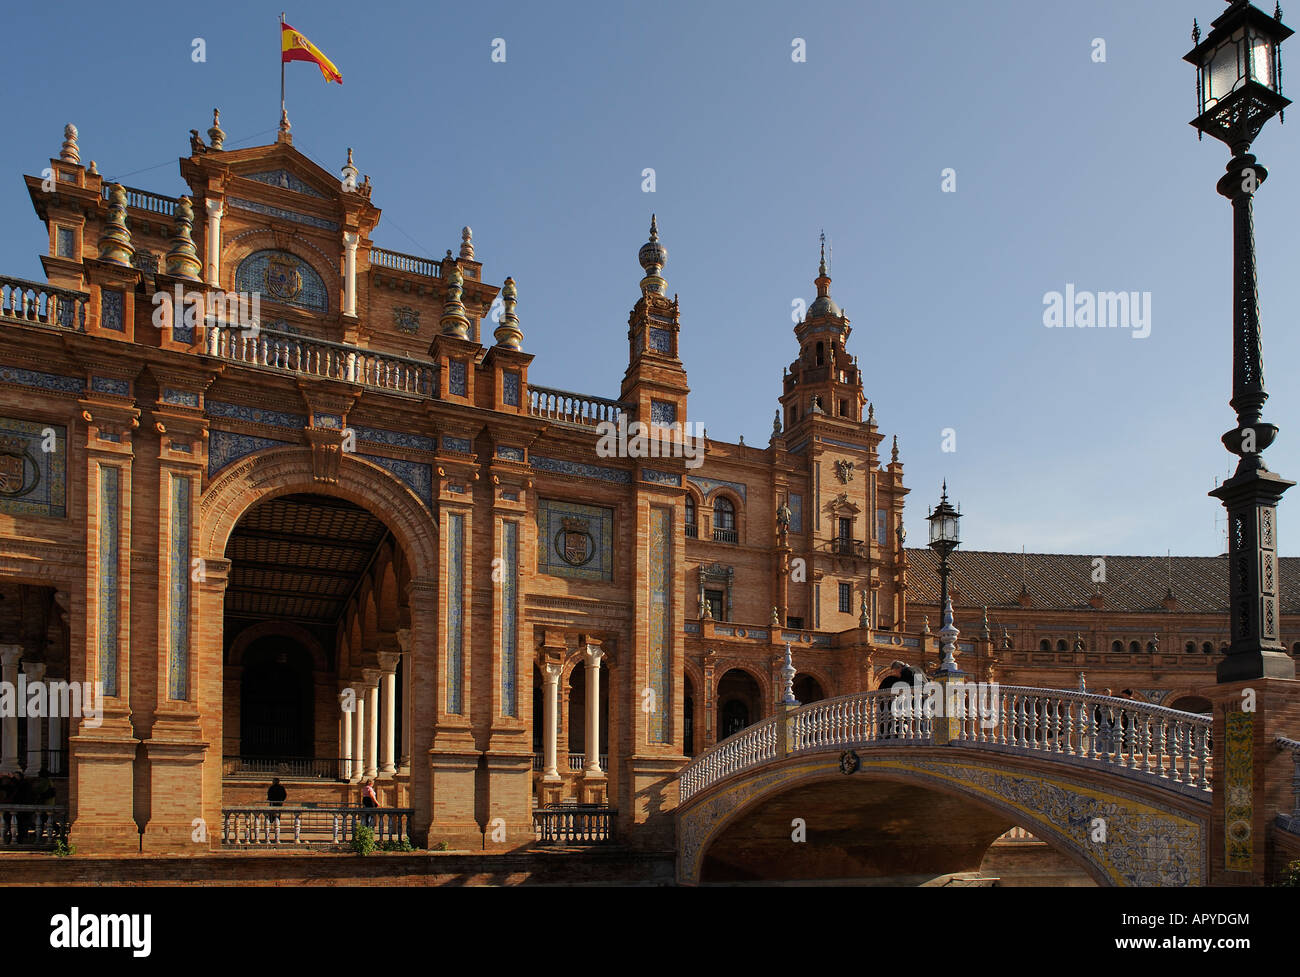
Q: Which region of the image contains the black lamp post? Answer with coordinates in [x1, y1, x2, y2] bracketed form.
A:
[927, 481, 963, 675]
[1186, 0, 1297, 681]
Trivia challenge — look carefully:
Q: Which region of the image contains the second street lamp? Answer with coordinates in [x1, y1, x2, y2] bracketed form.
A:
[927, 482, 963, 676]
[1186, 0, 1297, 681]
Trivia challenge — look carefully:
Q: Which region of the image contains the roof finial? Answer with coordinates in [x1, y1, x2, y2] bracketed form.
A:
[460, 226, 475, 260]
[208, 109, 225, 151]
[439, 262, 470, 338]
[1192, 18, 1201, 44]
[278, 108, 292, 143]
[494, 276, 522, 350]
[819, 229, 827, 277]
[60, 124, 79, 164]
[638, 215, 668, 297]
[164, 196, 203, 281]
[867, 401, 874, 423]
[891, 434, 899, 463]
[341, 148, 358, 191]
[97, 184, 134, 266]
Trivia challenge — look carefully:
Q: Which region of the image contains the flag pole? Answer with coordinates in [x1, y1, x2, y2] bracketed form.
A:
[279, 12, 286, 128]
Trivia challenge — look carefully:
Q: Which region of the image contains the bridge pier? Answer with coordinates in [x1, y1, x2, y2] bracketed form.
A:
[1203, 677, 1300, 885]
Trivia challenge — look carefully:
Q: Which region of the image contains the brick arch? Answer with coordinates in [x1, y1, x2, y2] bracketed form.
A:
[713, 662, 771, 707]
[226, 620, 331, 672]
[199, 446, 438, 578]
[791, 666, 833, 702]
[222, 227, 341, 280]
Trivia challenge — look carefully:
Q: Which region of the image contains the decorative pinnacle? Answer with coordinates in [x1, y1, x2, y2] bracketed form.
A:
[638, 214, 668, 297]
[772, 409, 782, 436]
[208, 109, 225, 151]
[891, 434, 899, 463]
[460, 226, 475, 260]
[60, 124, 79, 164]
[780, 644, 799, 705]
[164, 196, 203, 281]
[278, 108, 292, 143]
[1192, 18, 1201, 44]
[87, 161, 99, 177]
[97, 184, 134, 266]
[1276, 3, 1283, 22]
[341, 148, 359, 191]
[494, 276, 523, 350]
[439, 262, 470, 338]
[819, 229, 827, 277]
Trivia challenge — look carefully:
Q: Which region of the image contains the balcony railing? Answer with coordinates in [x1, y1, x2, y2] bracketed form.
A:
[532, 806, 617, 844]
[222, 755, 344, 780]
[369, 247, 440, 277]
[713, 527, 738, 544]
[206, 323, 436, 397]
[566, 754, 610, 771]
[221, 806, 413, 846]
[102, 183, 177, 216]
[0, 805, 68, 849]
[831, 537, 866, 557]
[528, 384, 626, 428]
[685, 524, 698, 538]
[1, 276, 88, 331]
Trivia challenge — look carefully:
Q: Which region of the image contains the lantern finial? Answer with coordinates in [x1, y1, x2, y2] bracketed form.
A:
[1192, 18, 1201, 44]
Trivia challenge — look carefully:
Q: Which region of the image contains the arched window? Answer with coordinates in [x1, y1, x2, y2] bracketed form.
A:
[713, 497, 737, 543]
[1129, 641, 1141, 654]
[816, 341, 825, 366]
[1202, 642, 1214, 654]
[1111, 640, 1123, 653]
[1185, 641, 1196, 654]
[1056, 640, 1068, 652]
[233, 249, 329, 311]
[1039, 639, 1051, 652]
[684, 495, 697, 538]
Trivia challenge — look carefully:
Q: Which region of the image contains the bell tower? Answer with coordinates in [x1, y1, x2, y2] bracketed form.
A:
[619, 215, 689, 429]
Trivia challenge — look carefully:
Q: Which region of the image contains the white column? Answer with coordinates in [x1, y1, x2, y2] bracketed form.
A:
[351, 687, 365, 783]
[583, 645, 604, 774]
[542, 662, 561, 781]
[204, 198, 224, 286]
[397, 630, 411, 772]
[364, 674, 380, 780]
[23, 661, 45, 774]
[342, 231, 358, 317]
[379, 656, 397, 777]
[47, 714, 62, 775]
[0, 646, 22, 774]
[339, 690, 353, 781]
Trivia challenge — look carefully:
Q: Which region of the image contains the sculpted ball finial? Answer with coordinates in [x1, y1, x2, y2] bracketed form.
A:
[60, 124, 79, 164]
[460, 226, 475, 260]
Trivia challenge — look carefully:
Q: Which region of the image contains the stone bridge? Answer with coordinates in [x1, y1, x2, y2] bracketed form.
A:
[676, 686, 1217, 885]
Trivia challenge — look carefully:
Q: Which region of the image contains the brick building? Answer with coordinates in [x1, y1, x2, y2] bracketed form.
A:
[1, 117, 1296, 854]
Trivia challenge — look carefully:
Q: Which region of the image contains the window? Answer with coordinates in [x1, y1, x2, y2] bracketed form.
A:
[816, 341, 825, 366]
[705, 589, 725, 621]
[713, 497, 736, 543]
[1185, 641, 1196, 654]
[837, 517, 852, 541]
[684, 495, 697, 537]
[56, 226, 75, 259]
[839, 399, 848, 417]
[1129, 641, 1141, 654]
[787, 616, 803, 629]
[1040, 639, 1051, 652]
[876, 509, 887, 544]
[1203, 642, 1214, 654]
[1056, 640, 1068, 652]
[838, 583, 851, 614]
[1111, 640, 1123, 653]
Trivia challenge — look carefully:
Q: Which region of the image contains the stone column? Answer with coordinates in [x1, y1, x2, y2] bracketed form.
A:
[23, 661, 45, 773]
[339, 690, 353, 781]
[0, 646, 22, 774]
[351, 686, 365, 784]
[204, 198, 223, 286]
[364, 673, 380, 781]
[396, 629, 411, 773]
[342, 231, 358, 317]
[379, 654, 397, 777]
[542, 662, 561, 781]
[47, 714, 62, 775]
[583, 646, 604, 774]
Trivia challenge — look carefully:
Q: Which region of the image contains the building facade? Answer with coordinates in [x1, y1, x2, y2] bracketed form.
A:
[2, 117, 1297, 853]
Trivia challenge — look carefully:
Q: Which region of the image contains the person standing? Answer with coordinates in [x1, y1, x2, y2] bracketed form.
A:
[267, 777, 287, 824]
[361, 778, 378, 828]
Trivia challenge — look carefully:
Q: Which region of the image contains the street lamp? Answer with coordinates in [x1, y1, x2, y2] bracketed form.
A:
[927, 481, 963, 676]
[1186, 1, 1297, 681]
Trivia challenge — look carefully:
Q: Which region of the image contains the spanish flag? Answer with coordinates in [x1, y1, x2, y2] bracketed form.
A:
[281, 21, 342, 84]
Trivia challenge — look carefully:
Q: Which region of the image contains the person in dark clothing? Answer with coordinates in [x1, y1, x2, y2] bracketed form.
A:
[267, 778, 287, 824]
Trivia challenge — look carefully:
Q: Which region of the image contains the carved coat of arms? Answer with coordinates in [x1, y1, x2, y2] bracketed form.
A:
[0, 437, 35, 497]
[835, 459, 855, 483]
[557, 517, 594, 566]
[264, 254, 303, 302]
[394, 306, 421, 334]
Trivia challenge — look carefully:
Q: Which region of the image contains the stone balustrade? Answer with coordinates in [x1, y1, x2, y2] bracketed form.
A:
[102, 183, 176, 216]
[0, 276, 87, 331]
[220, 806, 412, 846]
[368, 247, 440, 277]
[532, 806, 617, 844]
[0, 804, 68, 848]
[527, 384, 626, 428]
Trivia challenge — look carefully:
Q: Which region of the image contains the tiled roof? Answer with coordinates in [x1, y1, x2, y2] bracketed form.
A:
[904, 549, 1300, 615]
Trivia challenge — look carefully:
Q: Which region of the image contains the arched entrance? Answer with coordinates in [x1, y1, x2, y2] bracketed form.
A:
[793, 673, 825, 704]
[240, 638, 314, 758]
[716, 668, 762, 741]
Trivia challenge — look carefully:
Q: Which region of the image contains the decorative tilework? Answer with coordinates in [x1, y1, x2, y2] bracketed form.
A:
[91, 377, 129, 396]
[447, 513, 465, 715]
[350, 426, 435, 452]
[684, 620, 701, 635]
[820, 437, 868, 452]
[532, 455, 632, 484]
[649, 327, 673, 354]
[359, 453, 433, 508]
[234, 249, 329, 311]
[97, 465, 119, 697]
[786, 439, 809, 455]
[243, 169, 326, 197]
[0, 417, 66, 518]
[686, 475, 747, 502]
[228, 198, 339, 231]
[537, 498, 614, 581]
[97, 432, 121, 443]
[132, 251, 159, 274]
[208, 430, 293, 476]
[0, 367, 83, 395]
[876, 508, 887, 544]
[171, 441, 193, 453]
[162, 388, 200, 408]
[312, 412, 342, 429]
[168, 475, 191, 701]
[650, 399, 677, 425]
[496, 446, 525, 462]
[789, 493, 803, 533]
[649, 507, 671, 743]
[501, 520, 518, 718]
[502, 371, 520, 407]
[442, 436, 472, 454]
[501, 491, 518, 501]
[448, 360, 467, 397]
[207, 401, 307, 430]
[100, 290, 124, 331]
[642, 469, 682, 486]
[1225, 710, 1253, 870]
[56, 227, 75, 259]
[393, 306, 420, 334]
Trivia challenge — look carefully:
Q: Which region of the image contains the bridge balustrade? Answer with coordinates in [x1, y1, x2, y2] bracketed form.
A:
[220, 806, 412, 846]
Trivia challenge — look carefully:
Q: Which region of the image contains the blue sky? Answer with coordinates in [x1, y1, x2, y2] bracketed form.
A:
[3, 0, 1298, 556]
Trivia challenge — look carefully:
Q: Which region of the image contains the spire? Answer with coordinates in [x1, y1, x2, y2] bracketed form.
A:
[494, 276, 522, 349]
[207, 109, 225, 151]
[439, 262, 470, 338]
[638, 214, 667, 297]
[97, 184, 134, 266]
[819, 229, 827, 277]
[164, 196, 202, 281]
[460, 226, 475, 260]
[891, 434, 899, 463]
[60, 124, 79, 164]
[341, 148, 358, 191]
[807, 230, 840, 318]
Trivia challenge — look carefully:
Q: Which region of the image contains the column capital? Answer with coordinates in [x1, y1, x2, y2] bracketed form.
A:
[395, 628, 412, 653]
[360, 669, 382, 687]
[543, 661, 562, 682]
[583, 644, 604, 668]
[343, 230, 359, 249]
[0, 645, 23, 667]
[21, 660, 46, 681]
[204, 197, 224, 218]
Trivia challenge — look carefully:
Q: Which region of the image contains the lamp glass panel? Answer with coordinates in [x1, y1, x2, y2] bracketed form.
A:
[1249, 32, 1275, 89]
[1206, 31, 1245, 104]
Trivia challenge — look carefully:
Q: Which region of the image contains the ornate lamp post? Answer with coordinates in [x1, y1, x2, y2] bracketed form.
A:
[926, 482, 963, 676]
[1186, 0, 1297, 681]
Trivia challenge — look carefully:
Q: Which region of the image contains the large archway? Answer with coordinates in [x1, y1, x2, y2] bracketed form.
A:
[716, 668, 763, 741]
